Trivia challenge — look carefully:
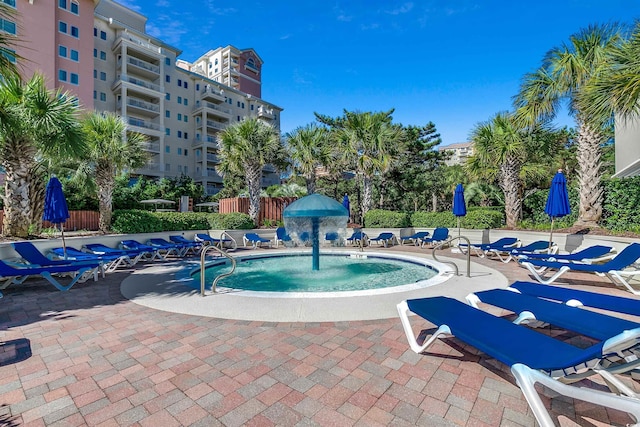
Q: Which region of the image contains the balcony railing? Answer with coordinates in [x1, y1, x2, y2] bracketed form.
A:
[245, 62, 259, 72]
[205, 120, 225, 130]
[116, 74, 161, 92]
[141, 142, 160, 152]
[127, 56, 160, 74]
[138, 162, 160, 172]
[257, 106, 275, 119]
[117, 32, 162, 54]
[127, 117, 161, 131]
[206, 153, 220, 162]
[121, 97, 160, 113]
[200, 101, 230, 115]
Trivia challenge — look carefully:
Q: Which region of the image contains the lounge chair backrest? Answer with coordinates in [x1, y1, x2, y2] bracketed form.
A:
[377, 233, 393, 239]
[12, 241, 55, 265]
[602, 243, 640, 270]
[276, 227, 289, 240]
[245, 233, 260, 240]
[492, 237, 518, 247]
[431, 228, 449, 241]
[325, 232, 339, 241]
[517, 240, 549, 252]
[196, 233, 215, 242]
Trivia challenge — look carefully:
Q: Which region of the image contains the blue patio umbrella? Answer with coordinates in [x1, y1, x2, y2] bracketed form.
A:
[452, 184, 467, 236]
[43, 176, 70, 258]
[544, 170, 571, 248]
[342, 194, 350, 220]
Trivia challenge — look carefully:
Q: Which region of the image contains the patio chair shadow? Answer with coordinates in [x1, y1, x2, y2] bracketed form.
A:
[0, 338, 32, 366]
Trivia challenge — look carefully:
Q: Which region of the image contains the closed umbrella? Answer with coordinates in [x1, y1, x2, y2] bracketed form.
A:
[342, 194, 350, 221]
[452, 184, 467, 237]
[43, 176, 70, 259]
[544, 170, 571, 249]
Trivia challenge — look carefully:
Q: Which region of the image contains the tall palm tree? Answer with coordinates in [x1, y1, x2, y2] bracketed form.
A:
[79, 111, 148, 232]
[217, 118, 285, 225]
[285, 124, 330, 195]
[514, 24, 623, 227]
[581, 21, 640, 121]
[0, 74, 85, 237]
[316, 109, 402, 219]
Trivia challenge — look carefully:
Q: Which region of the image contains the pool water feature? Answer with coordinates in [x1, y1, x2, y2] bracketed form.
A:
[194, 253, 438, 293]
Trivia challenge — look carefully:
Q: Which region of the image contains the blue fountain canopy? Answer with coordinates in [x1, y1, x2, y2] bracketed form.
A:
[284, 193, 348, 218]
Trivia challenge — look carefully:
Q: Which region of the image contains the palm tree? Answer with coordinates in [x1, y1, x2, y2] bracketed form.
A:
[316, 109, 402, 219]
[580, 21, 640, 121]
[468, 113, 537, 228]
[514, 24, 623, 227]
[0, 3, 20, 80]
[79, 111, 149, 232]
[217, 118, 285, 225]
[285, 124, 330, 195]
[0, 74, 85, 237]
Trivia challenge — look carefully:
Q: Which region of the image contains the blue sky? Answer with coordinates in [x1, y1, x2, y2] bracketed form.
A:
[118, 0, 639, 146]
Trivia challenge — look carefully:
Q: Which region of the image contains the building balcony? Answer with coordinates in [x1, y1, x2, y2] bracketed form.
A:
[113, 31, 162, 56]
[117, 96, 160, 117]
[257, 106, 275, 120]
[126, 116, 162, 135]
[196, 119, 226, 132]
[200, 85, 225, 103]
[140, 142, 161, 153]
[206, 153, 220, 163]
[192, 135, 218, 148]
[193, 101, 231, 120]
[112, 74, 163, 97]
[118, 56, 160, 80]
[136, 162, 162, 176]
[244, 62, 259, 73]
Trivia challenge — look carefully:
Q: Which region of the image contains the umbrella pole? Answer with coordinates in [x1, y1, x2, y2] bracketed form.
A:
[549, 217, 555, 250]
[457, 217, 461, 237]
[61, 224, 67, 259]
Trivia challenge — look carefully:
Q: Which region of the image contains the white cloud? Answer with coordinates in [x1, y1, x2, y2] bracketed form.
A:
[385, 2, 414, 15]
[292, 69, 313, 85]
[115, 0, 142, 12]
[204, 0, 237, 15]
[360, 23, 380, 31]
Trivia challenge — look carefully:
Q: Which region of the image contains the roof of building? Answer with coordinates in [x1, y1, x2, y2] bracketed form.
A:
[438, 141, 473, 151]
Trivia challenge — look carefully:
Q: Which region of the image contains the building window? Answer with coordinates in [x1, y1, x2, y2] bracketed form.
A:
[93, 48, 97, 58]
[177, 131, 182, 138]
[237, 116, 240, 121]
[70, 49, 79, 61]
[165, 128, 170, 136]
[184, 149, 188, 156]
[70, 73, 78, 85]
[70, 26, 79, 37]
[184, 116, 188, 123]
[184, 132, 188, 139]
[93, 90, 96, 99]
[100, 31, 106, 40]
[177, 113, 182, 121]
[165, 93, 170, 100]
[70, 1, 78, 14]
[58, 69, 67, 82]
[165, 58, 170, 66]
[250, 104, 254, 111]
[165, 164, 170, 171]
[2, 0, 16, 7]
[177, 96, 182, 104]
[184, 82, 188, 89]
[165, 75, 170, 83]
[177, 79, 182, 87]
[93, 27, 97, 37]
[165, 145, 170, 153]
[100, 92, 106, 101]
[58, 45, 67, 58]
[58, 21, 68, 34]
[196, 83, 200, 91]
[100, 71, 106, 81]
[165, 110, 170, 118]
[237, 101, 240, 107]
[184, 166, 188, 173]
[59, 0, 66, 8]
[100, 51, 106, 60]
[177, 148, 182, 155]
[183, 99, 188, 106]
[93, 69, 97, 78]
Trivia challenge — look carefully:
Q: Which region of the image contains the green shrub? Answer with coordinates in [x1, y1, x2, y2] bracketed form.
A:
[153, 212, 210, 231]
[207, 212, 255, 230]
[364, 209, 410, 228]
[411, 209, 504, 229]
[602, 177, 640, 231]
[111, 210, 164, 233]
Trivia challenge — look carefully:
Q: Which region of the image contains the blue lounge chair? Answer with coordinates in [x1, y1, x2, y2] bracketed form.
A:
[49, 247, 132, 272]
[459, 237, 519, 257]
[147, 238, 184, 257]
[120, 240, 162, 261]
[368, 232, 395, 247]
[346, 230, 367, 246]
[510, 281, 640, 317]
[488, 240, 556, 263]
[397, 296, 640, 427]
[0, 259, 101, 294]
[243, 233, 271, 249]
[399, 231, 429, 246]
[195, 233, 234, 249]
[274, 227, 292, 248]
[324, 232, 340, 246]
[12, 241, 107, 277]
[420, 227, 450, 248]
[519, 243, 640, 293]
[169, 235, 202, 256]
[517, 245, 614, 262]
[467, 288, 640, 341]
[83, 243, 146, 265]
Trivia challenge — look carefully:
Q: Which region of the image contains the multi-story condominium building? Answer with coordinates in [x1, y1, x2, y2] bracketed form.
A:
[8, 0, 282, 196]
[438, 141, 474, 166]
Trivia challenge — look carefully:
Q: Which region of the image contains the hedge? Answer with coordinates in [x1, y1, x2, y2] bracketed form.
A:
[111, 210, 254, 233]
[410, 209, 504, 229]
[363, 209, 410, 228]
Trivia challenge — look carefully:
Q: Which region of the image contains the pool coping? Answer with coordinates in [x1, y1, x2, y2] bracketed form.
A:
[121, 248, 509, 322]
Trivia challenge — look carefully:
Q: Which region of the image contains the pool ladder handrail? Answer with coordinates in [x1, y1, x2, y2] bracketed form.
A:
[431, 236, 471, 277]
[220, 231, 238, 251]
[200, 244, 236, 296]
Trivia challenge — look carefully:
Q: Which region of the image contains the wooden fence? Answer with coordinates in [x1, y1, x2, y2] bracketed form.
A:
[0, 210, 100, 233]
[218, 197, 297, 225]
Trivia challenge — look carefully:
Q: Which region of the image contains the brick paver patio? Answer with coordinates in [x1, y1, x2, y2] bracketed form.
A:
[1, 245, 639, 426]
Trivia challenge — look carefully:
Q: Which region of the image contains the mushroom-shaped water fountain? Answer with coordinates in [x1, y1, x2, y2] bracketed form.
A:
[283, 193, 349, 270]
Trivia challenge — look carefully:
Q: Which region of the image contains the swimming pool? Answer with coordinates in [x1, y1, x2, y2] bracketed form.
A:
[193, 252, 439, 293]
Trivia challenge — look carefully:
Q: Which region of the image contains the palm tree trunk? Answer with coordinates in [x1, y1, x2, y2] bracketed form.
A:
[245, 163, 262, 225]
[362, 175, 373, 218]
[306, 175, 316, 195]
[3, 164, 32, 237]
[500, 158, 522, 228]
[28, 165, 47, 235]
[96, 168, 115, 233]
[574, 120, 603, 227]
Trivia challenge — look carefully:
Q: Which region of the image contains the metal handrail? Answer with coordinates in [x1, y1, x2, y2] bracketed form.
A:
[200, 244, 236, 296]
[221, 231, 238, 251]
[431, 236, 471, 277]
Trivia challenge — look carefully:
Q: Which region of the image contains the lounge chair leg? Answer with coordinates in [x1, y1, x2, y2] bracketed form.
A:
[522, 263, 571, 285]
[396, 301, 452, 354]
[606, 272, 640, 295]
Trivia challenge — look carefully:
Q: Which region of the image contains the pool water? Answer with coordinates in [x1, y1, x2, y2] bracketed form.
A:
[196, 254, 437, 292]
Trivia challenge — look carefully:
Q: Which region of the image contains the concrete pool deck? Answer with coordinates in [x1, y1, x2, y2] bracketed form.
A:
[1, 243, 639, 426]
[121, 248, 508, 322]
